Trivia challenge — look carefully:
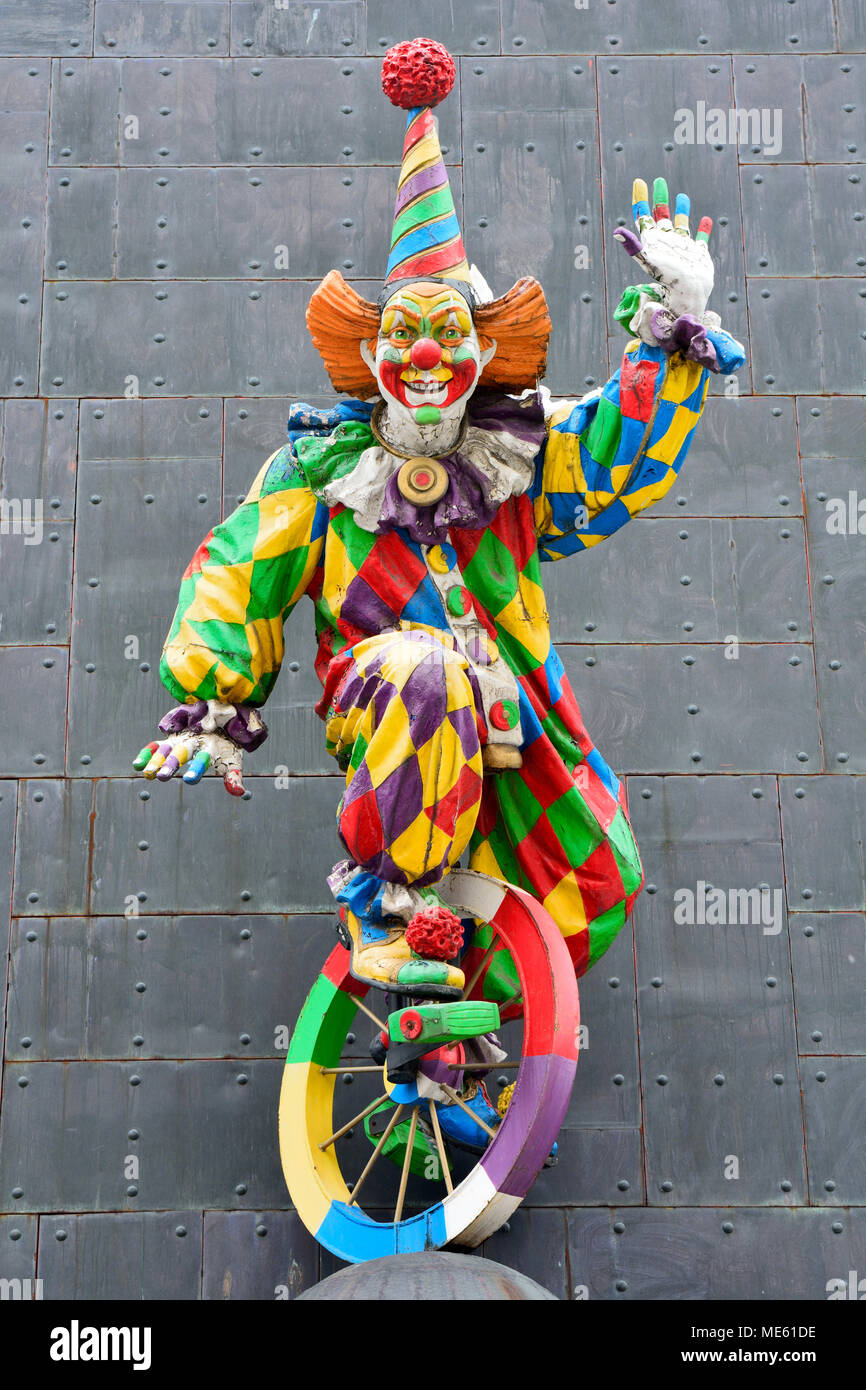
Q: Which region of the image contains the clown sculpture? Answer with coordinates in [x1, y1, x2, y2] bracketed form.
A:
[135, 42, 744, 1018]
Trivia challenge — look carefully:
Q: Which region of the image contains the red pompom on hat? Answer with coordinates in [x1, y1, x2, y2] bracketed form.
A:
[405, 905, 465, 961]
[381, 37, 456, 110]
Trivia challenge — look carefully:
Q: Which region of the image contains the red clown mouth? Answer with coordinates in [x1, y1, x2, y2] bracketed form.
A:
[379, 356, 478, 410]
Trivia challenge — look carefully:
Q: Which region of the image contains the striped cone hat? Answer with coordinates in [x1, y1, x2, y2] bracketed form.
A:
[381, 38, 471, 290]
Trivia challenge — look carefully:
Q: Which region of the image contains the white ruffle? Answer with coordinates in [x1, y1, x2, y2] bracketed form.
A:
[317, 423, 539, 535]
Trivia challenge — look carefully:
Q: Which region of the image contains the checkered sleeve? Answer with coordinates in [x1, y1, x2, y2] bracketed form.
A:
[160, 444, 328, 707]
[531, 341, 710, 561]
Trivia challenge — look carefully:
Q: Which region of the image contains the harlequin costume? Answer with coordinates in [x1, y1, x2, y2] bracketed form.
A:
[150, 39, 745, 998]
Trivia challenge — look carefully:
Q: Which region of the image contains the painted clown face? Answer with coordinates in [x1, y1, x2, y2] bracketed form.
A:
[362, 280, 496, 429]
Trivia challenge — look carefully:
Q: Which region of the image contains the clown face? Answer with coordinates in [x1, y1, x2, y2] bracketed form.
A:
[361, 281, 496, 431]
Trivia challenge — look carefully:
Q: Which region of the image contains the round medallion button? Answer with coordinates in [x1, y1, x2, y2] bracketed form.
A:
[427, 544, 451, 574]
[490, 699, 519, 731]
[446, 585, 472, 617]
[397, 457, 449, 504]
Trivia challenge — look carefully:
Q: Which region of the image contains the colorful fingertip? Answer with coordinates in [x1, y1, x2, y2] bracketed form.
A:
[156, 754, 180, 782]
[183, 750, 210, 784]
[674, 193, 690, 233]
[652, 176, 669, 210]
[631, 177, 651, 225]
[133, 742, 158, 771]
[224, 769, 245, 797]
[143, 741, 172, 779]
[614, 226, 643, 258]
[696, 216, 713, 243]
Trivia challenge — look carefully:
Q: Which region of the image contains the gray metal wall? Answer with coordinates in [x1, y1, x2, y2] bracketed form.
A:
[0, 0, 864, 1301]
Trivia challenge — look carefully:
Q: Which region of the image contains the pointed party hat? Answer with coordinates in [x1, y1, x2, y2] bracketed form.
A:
[381, 38, 471, 289]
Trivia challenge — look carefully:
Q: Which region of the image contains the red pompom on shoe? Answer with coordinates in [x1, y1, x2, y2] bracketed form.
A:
[381, 37, 456, 110]
[405, 905, 464, 961]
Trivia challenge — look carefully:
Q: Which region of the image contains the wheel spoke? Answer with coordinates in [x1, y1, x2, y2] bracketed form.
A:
[393, 1107, 419, 1224]
[427, 1099, 453, 1195]
[319, 1065, 383, 1074]
[446, 1061, 519, 1070]
[318, 1091, 389, 1152]
[349, 994, 387, 1031]
[439, 1083, 498, 1140]
[347, 1104, 405, 1208]
[461, 932, 501, 1000]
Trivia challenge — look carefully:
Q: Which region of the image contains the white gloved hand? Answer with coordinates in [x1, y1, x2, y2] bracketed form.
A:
[613, 176, 715, 343]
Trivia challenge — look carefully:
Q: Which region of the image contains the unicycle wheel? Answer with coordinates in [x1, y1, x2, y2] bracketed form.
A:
[278, 870, 579, 1263]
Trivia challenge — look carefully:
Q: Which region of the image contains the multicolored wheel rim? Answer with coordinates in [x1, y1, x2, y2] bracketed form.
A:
[279, 870, 580, 1264]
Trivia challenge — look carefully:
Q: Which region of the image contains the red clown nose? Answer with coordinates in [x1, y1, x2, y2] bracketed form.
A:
[410, 337, 442, 369]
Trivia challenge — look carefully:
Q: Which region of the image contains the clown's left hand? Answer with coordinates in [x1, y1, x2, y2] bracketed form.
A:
[612, 177, 745, 375]
[614, 177, 714, 319]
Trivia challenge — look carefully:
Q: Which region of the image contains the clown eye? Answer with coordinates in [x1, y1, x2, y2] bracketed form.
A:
[441, 327, 462, 339]
[391, 327, 412, 340]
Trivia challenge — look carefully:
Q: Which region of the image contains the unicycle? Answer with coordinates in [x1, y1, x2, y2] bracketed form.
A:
[278, 869, 580, 1263]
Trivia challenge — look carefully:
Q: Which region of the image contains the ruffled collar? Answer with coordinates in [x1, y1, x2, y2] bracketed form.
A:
[294, 388, 547, 545]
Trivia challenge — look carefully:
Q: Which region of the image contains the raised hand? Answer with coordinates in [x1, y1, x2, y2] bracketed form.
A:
[132, 700, 267, 797]
[613, 177, 714, 320]
[612, 177, 745, 376]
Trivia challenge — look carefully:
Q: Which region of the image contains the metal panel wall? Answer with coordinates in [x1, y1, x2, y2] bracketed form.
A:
[0, 1, 863, 1302]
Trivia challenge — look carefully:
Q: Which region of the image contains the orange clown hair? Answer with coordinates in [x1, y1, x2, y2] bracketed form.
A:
[306, 269, 551, 399]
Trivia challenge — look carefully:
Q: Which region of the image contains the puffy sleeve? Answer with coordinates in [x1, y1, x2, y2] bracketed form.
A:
[531, 340, 710, 561]
[160, 444, 328, 706]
